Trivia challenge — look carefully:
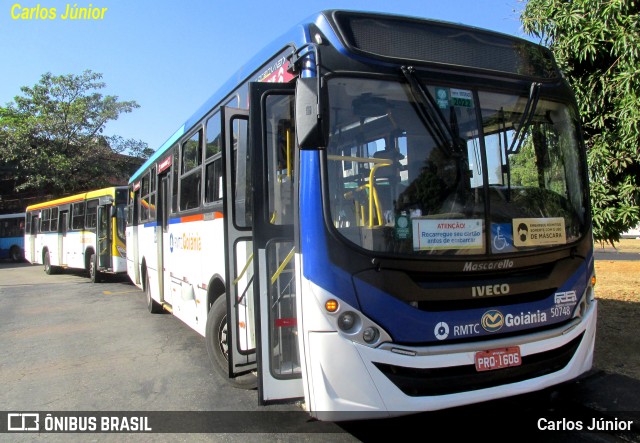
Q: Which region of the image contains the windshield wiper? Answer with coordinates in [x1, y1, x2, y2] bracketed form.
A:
[401, 66, 462, 156]
[508, 82, 541, 154]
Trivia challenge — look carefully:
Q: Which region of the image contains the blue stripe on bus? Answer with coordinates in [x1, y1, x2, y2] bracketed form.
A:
[299, 150, 360, 310]
[353, 260, 589, 344]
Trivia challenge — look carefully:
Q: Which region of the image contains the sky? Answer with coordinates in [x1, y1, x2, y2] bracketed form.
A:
[0, 0, 533, 153]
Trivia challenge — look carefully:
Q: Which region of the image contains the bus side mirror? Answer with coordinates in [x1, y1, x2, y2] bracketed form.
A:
[110, 206, 117, 218]
[295, 77, 327, 149]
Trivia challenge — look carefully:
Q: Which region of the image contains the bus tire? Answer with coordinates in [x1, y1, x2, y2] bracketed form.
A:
[205, 296, 257, 390]
[89, 253, 102, 283]
[43, 251, 57, 275]
[10, 246, 23, 263]
[146, 271, 163, 314]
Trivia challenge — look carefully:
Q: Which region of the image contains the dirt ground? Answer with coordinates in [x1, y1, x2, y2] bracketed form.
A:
[593, 238, 640, 380]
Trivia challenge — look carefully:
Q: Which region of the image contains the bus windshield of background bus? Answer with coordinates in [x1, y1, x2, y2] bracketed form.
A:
[325, 77, 587, 256]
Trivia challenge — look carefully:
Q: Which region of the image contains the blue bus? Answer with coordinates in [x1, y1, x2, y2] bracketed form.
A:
[0, 213, 25, 262]
[127, 10, 597, 420]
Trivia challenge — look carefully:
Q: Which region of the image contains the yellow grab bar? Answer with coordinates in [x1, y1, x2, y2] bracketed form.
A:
[327, 154, 391, 165]
[233, 253, 254, 285]
[271, 247, 295, 285]
[332, 154, 391, 228]
[234, 247, 296, 287]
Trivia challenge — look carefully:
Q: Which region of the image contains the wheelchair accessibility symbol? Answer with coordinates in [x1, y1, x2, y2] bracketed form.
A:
[493, 226, 508, 251]
[491, 224, 514, 253]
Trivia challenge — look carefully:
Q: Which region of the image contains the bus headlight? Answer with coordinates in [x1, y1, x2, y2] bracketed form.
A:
[575, 273, 597, 319]
[338, 312, 359, 331]
[310, 282, 392, 347]
[362, 327, 379, 344]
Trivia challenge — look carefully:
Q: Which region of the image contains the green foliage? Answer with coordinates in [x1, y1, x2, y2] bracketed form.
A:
[521, 0, 640, 243]
[509, 138, 538, 188]
[0, 70, 150, 196]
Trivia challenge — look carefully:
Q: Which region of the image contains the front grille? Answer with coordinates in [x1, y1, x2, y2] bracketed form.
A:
[374, 332, 583, 396]
[416, 288, 556, 312]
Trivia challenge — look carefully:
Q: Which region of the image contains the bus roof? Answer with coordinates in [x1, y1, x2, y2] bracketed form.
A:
[25, 186, 126, 212]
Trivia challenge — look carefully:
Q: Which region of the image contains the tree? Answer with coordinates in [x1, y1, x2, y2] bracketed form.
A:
[520, 0, 640, 244]
[0, 70, 150, 197]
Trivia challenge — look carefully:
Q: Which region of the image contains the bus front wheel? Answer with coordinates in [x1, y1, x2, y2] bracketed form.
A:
[43, 251, 57, 275]
[205, 296, 257, 390]
[145, 270, 163, 314]
[10, 246, 23, 263]
[89, 253, 102, 283]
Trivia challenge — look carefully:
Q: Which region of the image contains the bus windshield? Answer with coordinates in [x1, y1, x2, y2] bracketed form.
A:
[326, 77, 587, 256]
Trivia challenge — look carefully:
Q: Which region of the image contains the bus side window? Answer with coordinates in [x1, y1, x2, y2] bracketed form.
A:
[41, 209, 50, 232]
[205, 111, 222, 204]
[86, 199, 98, 229]
[205, 157, 223, 203]
[171, 148, 179, 213]
[149, 166, 157, 221]
[50, 208, 58, 232]
[180, 172, 202, 211]
[140, 173, 150, 222]
[180, 130, 203, 211]
[72, 202, 85, 230]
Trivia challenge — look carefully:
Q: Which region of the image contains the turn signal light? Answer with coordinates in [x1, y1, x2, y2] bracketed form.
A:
[591, 275, 597, 287]
[325, 299, 339, 312]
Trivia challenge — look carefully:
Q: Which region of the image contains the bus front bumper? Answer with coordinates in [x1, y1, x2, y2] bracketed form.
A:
[305, 300, 597, 421]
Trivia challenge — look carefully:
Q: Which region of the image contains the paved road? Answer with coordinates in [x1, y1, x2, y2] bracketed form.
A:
[1, 261, 638, 442]
[594, 251, 640, 261]
[594, 241, 640, 260]
[0, 262, 348, 442]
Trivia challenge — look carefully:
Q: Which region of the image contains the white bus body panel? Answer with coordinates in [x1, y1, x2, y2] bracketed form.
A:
[112, 255, 127, 274]
[29, 231, 103, 273]
[134, 217, 228, 339]
[125, 226, 138, 286]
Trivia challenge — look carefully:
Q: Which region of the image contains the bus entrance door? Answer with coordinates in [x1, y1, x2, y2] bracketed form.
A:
[58, 210, 69, 266]
[157, 173, 171, 306]
[29, 214, 38, 263]
[222, 107, 258, 379]
[247, 82, 304, 405]
[97, 204, 111, 271]
[131, 184, 141, 285]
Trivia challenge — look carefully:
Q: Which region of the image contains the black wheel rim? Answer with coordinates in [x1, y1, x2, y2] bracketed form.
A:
[218, 315, 229, 361]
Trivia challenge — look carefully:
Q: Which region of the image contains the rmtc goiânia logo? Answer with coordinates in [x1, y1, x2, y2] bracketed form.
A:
[481, 310, 504, 332]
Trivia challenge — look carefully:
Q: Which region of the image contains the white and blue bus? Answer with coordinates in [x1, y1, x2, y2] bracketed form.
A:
[0, 213, 25, 262]
[126, 10, 597, 420]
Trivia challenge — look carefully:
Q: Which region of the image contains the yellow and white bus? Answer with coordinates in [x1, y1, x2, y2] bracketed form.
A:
[25, 186, 128, 282]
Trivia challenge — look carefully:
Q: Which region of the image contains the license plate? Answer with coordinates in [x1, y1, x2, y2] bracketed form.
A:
[475, 346, 522, 372]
